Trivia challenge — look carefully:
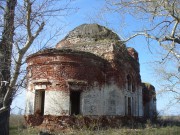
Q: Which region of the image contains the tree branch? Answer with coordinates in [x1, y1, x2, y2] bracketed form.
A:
[3, 21, 45, 110]
[26, 0, 32, 38]
[0, 5, 4, 11]
[0, 106, 9, 114]
[171, 20, 179, 38]
[122, 32, 159, 42]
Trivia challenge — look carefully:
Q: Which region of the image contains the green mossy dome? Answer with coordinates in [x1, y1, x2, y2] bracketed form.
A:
[56, 24, 120, 48]
[67, 24, 120, 40]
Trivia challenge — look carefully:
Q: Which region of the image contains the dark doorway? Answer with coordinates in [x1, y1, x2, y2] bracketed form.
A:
[70, 91, 81, 115]
[40, 91, 45, 115]
[128, 97, 131, 116]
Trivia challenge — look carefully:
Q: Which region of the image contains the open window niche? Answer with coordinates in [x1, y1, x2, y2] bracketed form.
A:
[127, 75, 133, 92]
[34, 90, 45, 116]
[125, 96, 132, 116]
[67, 79, 87, 115]
[127, 75, 136, 92]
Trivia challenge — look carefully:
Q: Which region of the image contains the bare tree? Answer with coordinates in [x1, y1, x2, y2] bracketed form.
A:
[104, 0, 180, 105]
[105, 0, 180, 58]
[0, 1, 17, 134]
[0, 0, 74, 134]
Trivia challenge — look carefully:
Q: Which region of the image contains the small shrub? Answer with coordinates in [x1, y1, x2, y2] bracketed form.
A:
[145, 119, 152, 129]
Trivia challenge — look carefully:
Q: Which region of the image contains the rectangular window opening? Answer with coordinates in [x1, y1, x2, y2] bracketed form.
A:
[70, 91, 81, 115]
[34, 90, 45, 116]
[128, 97, 131, 116]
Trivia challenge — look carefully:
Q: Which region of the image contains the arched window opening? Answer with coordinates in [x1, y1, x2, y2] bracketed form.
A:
[132, 82, 135, 92]
[127, 75, 132, 91]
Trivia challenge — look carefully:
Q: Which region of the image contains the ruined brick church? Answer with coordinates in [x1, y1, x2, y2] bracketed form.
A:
[25, 24, 156, 126]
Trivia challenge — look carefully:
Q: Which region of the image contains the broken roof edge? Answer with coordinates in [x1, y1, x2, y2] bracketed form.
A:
[26, 48, 108, 63]
[142, 82, 156, 92]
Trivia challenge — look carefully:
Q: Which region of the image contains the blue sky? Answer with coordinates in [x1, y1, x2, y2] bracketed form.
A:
[11, 0, 180, 115]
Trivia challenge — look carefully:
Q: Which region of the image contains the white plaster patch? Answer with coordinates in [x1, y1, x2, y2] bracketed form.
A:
[25, 90, 35, 115]
[44, 91, 69, 116]
[34, 84, 46, 90]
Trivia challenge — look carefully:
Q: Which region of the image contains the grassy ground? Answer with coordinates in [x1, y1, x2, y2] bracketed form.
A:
[10, 115, 180, 135]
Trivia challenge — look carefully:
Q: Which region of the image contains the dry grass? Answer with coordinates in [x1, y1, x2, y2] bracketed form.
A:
[9, 115, 180, 135]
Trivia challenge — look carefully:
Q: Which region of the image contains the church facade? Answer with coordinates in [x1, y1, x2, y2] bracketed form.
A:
[25, 24, 156, 125]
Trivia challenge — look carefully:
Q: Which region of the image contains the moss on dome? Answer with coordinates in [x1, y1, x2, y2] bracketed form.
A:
[66, 23, 120, 41]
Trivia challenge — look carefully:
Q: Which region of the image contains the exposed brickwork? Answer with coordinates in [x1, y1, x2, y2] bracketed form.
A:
[25, 24, 155, 128]
[27, 50, 106, 90]
[24, 114, 43, 126]
[27, 48, 141, 90]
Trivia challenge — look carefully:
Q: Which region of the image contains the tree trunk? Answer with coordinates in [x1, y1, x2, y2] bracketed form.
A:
[0, 0, 17, 134]
[0, 110, 10, 135]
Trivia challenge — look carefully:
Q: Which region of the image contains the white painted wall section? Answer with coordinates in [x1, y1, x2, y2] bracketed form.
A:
[44, 91, 69, 116]
[25, 90, 35, 115]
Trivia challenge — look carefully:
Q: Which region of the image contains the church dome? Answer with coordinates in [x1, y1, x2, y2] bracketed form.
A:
[56, 24, 120, 48]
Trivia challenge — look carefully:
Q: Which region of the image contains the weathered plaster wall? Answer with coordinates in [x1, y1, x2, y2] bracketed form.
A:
[81, 84, 125, 116]
[137, 86, 144, 117]
[38, 83, 143, 117]
[25, 49, 143, 117]
[44, 91, 69, 115]
[25, 89, 35, 115]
